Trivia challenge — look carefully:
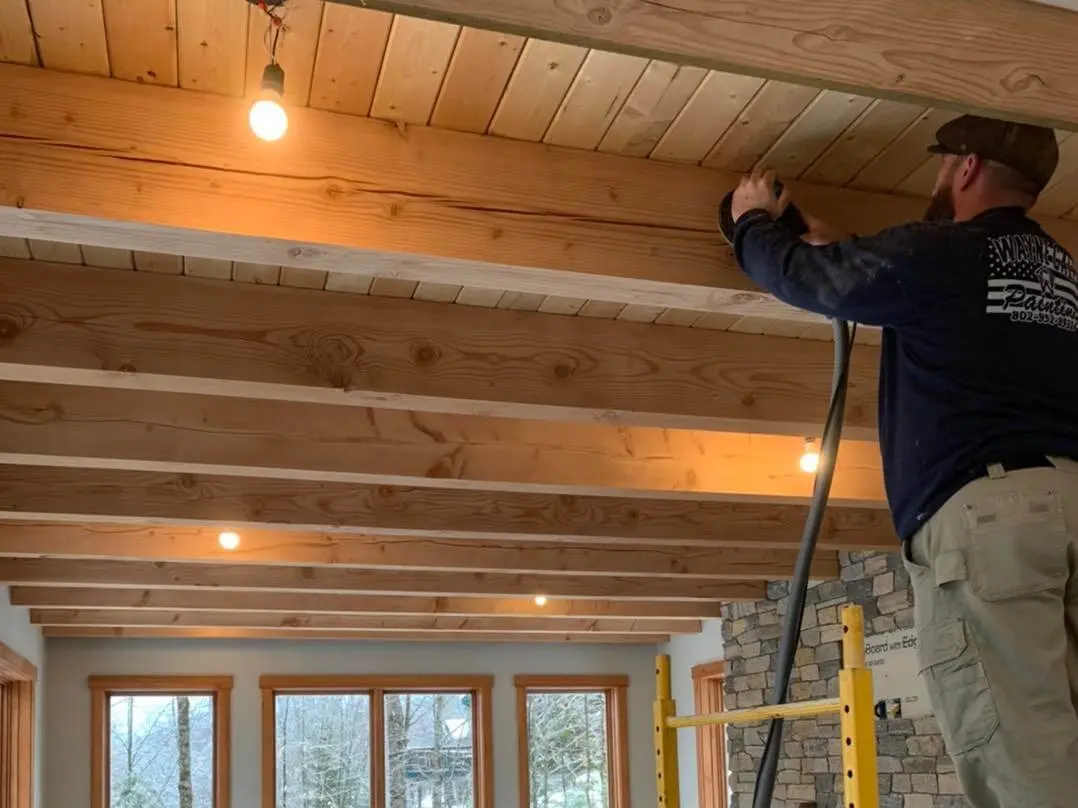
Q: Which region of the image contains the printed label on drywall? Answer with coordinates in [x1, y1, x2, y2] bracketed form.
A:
[864, 628, 932, 719]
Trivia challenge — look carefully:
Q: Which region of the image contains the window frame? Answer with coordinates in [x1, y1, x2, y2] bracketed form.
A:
[514, 674, 630, 808]
[691, 661, 727, 808]
[88, 675, 234, 808]
[259, 675, 494, 808]
[0, 640, 37, 808]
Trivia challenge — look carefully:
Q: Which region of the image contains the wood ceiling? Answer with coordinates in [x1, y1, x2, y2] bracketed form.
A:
[0, 0, 1075, 642]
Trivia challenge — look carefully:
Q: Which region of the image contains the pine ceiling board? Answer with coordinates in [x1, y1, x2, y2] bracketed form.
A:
[182, 257, 232, 279]
[497, 291, 546, 311]
[80, 246, 134, 269]
[176, 0, 248, 96]
[454, 287, 505, 307]
[848, 108, 954, 192]
[1031, 132, 1078, 217]
[102, 0, 178, 86]
[27, 240, 82, 264]
[577, 300, 625, 318]
[412, 281, 462, 302]
[27, 0, 109, 75]
[543, 50, 648, 150]
[369, 277, 419, 298]
[691, 312, 742, 330]
[799, 323, 836, 341]
[854, 328, 884, 346]
[245, 0, 322, 105]
[598, 62, 706, 158]
[0, 0, 38, 64]
[370, 15, 459, 125]
[615, 304, 665, 324]
[280, 266, 328, 289]
[751, 317, 813, 338]
[537, 296, 586, 316]
[756, 90, 873, 179]
[232, 262, 281, 284]
[704, 83, 820, 174]
[309, 4, 392, 116]
[488, 39, 586, 141]
[132, 251, 183, 275]
[322, 272, 371, 293]
[801, 99, 925, 187]
[0, 237, 30, 259]
[654, 308, 704, 327]
[430, 27, 523, 134]
[649, 71, 764, 164]
[894, 157, 939, 197]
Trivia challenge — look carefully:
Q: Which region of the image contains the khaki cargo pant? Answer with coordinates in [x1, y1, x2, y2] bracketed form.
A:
[904, 457, 1078, 808]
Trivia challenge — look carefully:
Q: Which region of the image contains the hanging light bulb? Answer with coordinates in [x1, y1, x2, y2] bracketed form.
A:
[534, 595, 548, 607]
[250, 62, 288, 141]
[799, 437, 820, 474]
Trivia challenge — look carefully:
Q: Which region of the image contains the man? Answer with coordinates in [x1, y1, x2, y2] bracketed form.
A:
[729, 115, 1078, 808]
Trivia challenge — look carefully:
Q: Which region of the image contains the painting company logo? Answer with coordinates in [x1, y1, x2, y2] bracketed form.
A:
[987, 234, 1078, 332]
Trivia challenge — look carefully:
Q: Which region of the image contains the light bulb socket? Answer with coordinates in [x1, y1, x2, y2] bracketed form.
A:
[260, 62, 285, 96]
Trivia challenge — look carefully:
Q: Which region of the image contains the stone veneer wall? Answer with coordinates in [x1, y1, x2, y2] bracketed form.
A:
[721, 551, 969, 808]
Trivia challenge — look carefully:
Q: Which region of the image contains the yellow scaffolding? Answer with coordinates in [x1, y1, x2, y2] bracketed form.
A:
[654, 604, 879, 808]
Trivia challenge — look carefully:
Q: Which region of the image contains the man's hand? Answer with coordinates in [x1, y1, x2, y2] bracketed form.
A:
[731, 169, 789, 222]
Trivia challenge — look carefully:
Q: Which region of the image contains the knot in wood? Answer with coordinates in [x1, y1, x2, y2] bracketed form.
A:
[411, 342, 440, 367]
[177, 473, 197, 490]
[552, 363, 575, 382]
[0, 316, 22, 342]
[587, 4, 614, 25]
[731, 291, 765, 305]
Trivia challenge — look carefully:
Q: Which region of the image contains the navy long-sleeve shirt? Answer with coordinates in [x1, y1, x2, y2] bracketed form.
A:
[734, 205, 1078, 539]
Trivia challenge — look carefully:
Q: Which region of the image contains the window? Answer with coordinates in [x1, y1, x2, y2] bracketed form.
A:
[260, 676, 493, 808]
[0, 641, 37, 808]
[514, 675, 629, 808]
[88, 676, 233, 808]
[692, 662, 728, 808]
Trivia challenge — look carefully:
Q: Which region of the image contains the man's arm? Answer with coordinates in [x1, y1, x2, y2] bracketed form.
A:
[733, 209, 937, 327]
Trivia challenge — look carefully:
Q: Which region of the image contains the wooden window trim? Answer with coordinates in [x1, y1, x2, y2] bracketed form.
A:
[88, 675, 234, 808]
[514, 674, 630, 808]
[691, 661, 727, 808]
[0, 640, 36, 808]
[260, 674, 494, 808]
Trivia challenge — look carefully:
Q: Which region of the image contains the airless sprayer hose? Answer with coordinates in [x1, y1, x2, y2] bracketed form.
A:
[751, 316, 855, 808]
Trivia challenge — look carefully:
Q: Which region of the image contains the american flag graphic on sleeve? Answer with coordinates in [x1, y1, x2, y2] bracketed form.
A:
[987, 234, 1078, 332]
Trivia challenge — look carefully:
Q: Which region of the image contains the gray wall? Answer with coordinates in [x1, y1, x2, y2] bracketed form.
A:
[44, 637, 660, 808]
[661, 620, 724, 808]
[0, 585, 45, 808]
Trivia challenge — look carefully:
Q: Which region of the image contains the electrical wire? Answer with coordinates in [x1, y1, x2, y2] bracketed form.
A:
[751, 316, 856, 808]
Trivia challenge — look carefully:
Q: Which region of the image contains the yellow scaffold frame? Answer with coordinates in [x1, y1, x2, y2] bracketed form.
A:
[654, 604, 879, 808]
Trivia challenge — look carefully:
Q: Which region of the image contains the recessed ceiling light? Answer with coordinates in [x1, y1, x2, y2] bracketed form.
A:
[534, 595, 548, 607]
[218, 531, 241, 551]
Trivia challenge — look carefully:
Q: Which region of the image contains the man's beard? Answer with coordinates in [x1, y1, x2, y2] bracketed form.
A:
[923, 185, 955, 222]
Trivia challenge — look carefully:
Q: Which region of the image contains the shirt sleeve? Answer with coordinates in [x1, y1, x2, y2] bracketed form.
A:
[732, 209, 945, 327]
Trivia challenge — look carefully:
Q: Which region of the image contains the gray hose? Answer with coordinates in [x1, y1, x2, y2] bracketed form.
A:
[751, 317, 855, 808]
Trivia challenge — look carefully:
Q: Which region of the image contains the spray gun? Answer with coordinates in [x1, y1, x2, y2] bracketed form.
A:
[718, 181, 856, 808]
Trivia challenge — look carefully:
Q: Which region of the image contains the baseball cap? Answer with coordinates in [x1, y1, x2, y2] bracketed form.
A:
[928, 114, 1059, 192]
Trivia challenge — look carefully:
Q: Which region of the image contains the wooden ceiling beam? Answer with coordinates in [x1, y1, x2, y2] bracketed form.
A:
[0, 382, 886, 503]
[351, 0, 1078, 129]
[0, 523, 839, 580]
[7, 586, 720, 619]
[0, 557, 763, 600]
[4, 64, 1078, 312]
[41, 626, 669, 644]
[0, 465, 894, 549]
[0, 260, 880, 435]
[28, 608, 697, 634]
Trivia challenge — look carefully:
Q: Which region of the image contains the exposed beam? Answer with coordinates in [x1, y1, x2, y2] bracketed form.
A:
[0, 382, 887, 503]
[0, 466, 895, 549]
[7, 586, 720, 619]
[4, 64, 1077, 311]
[0, 558, 764, 600]
[352, 0, 1078, 129]
[29, 609, 695, 634]
[0, 523, 839, 580]
[0, 260, 880, 435]
[41, 626, 668, 644]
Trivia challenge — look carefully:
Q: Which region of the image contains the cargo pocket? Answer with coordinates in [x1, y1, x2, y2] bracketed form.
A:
[918, 618, 998, 756]
[964, 490, 1068, 602]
